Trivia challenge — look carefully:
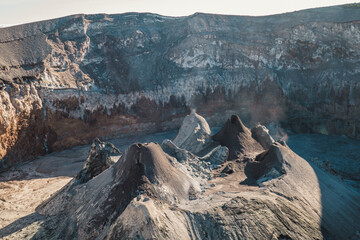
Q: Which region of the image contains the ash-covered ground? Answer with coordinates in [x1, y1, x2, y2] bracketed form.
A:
[0, 113, 359, 239]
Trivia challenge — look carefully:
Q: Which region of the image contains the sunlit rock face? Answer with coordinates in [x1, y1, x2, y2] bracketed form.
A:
[0, 5, 360, 167]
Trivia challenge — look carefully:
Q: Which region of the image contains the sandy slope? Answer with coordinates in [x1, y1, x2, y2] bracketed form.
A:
[0, 131, 176, 239]
[0, 147, 86, 239]
[287, 133, 360, 190]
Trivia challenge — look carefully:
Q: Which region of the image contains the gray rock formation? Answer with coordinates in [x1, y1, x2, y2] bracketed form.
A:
[244, 142, 287, 186]
[35, 138, 122, 216]
[33, 114, 360, 239]
[1, 4, 360, 168]
[172, 111, 213, 155]
[161, 111, 228, 187]
[200, 144, 228, 165]
[162, 139, 214, 186]
[162, 111, 228, 161]
[251, 124, 275, 149]
[75, 138, 121, 184]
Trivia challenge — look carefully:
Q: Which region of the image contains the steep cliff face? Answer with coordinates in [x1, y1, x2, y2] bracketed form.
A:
[1, 5, 360, 168]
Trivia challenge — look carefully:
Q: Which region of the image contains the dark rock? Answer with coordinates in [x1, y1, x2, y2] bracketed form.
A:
[243, 142, 287, 185]
[278, 234, 293, 240]
[278, 140, 288, 147]
[221, 163, 235, 175]
[188, 185, 198, 200]
[75, 138, 121, 184]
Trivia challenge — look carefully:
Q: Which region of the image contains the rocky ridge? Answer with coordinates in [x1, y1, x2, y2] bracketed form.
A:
[1, 4, 360, 168]
[32, 113, 360, 239]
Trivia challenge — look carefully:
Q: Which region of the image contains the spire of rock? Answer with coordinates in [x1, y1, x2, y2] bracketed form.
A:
[75, 138, 121, 184]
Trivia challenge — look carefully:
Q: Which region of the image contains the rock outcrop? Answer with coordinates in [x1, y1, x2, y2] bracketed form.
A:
[36, 138, 122, 216]
[75, 138, 121, 184]
[244, 142, 287, 185]
[172, 111, 213, 155]
[1, 5, 360, 169]
[33, 113, 360, 239]
[251, 124, 275, 149]
[161, 111, 228, 183]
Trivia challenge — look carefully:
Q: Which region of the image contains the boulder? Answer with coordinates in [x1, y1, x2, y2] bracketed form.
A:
[251, 124, 275, 150]
[172, 111, 214, 155]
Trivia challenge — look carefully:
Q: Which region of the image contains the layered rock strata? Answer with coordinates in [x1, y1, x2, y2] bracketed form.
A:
[1, 4, 360, 168]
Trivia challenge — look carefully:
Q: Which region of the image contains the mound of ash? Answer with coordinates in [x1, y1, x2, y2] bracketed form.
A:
[213, 115, 264, 160]
[36, 142, 199, 239]
[33, 113, 360, 240]
[113, 142, 199, 203]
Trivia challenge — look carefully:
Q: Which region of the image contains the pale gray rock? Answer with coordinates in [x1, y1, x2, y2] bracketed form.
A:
[161, 112, 228, 183]
[172, 111, 214, 155]
[251, 124, 275, 149]
[200, 145, 229, 165]
[161, 139, 214, 184]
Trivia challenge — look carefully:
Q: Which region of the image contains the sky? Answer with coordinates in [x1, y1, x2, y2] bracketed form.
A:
[0, 0, 358, 26]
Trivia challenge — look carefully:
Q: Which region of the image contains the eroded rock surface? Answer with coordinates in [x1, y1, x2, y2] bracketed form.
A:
[172, 111, 213, 155]
[1, 5, 360, 168]
[251, 124, 275, 149]
[244, 142, 288, 186]
[75, 138, 121, 184]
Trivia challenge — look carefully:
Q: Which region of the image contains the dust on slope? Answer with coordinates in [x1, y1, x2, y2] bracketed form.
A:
[0, 146, 86, 239]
